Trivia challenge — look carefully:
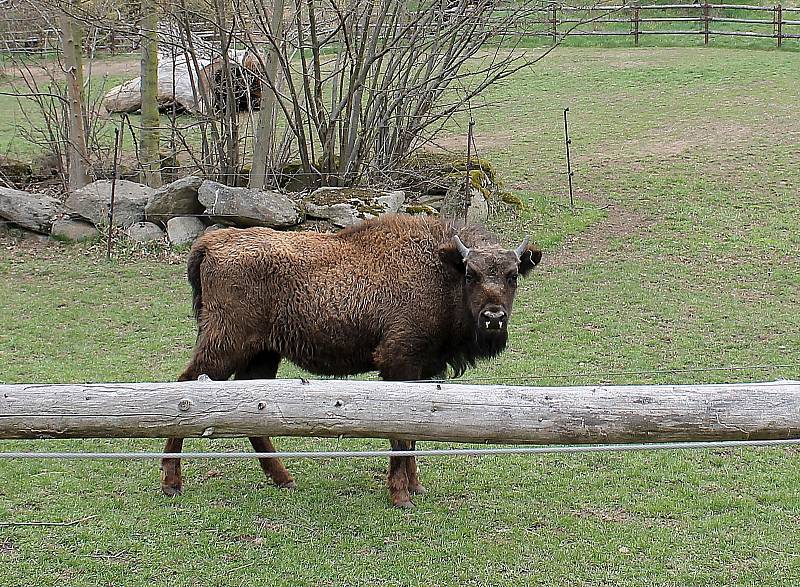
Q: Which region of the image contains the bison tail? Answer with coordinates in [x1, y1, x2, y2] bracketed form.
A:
[186, 242, 206, 321]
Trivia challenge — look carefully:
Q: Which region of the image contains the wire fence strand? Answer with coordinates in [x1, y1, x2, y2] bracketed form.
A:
[3, 438, 800, 460]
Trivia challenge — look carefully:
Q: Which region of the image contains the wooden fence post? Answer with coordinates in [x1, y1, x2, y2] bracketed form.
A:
[776, 3, 783, 47]
[551, 2, 558, 45]
[703, 1, 710, 45]
[632, 2, 640, 47]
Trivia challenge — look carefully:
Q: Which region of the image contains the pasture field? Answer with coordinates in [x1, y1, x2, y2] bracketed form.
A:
[1, 46, 800, 586]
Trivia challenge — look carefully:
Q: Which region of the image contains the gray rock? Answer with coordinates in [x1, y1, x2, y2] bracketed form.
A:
[303, 202, 363, 228]
[466, 192, 489, 225]
[303, 187, 405, 228]
[203, 223, 227, 234]
[145, 176, 205, 225]
[441, 184, 489, 224]
[64, 180, 154, 228]
[51, 218, 99, 242]
[0, 187, 60, 234]
[375, 190, 406, 212]
[198, 180, 301, 228]
[415, 193, 445, 210]
[126, 221, 165, 243]
[167, 216, 205, 246]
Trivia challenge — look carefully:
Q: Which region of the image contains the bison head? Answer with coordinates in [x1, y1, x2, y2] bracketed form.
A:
[440, 234, 542, 354]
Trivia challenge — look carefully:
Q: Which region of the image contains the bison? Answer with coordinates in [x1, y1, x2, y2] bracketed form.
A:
[162, 213, 541, 508]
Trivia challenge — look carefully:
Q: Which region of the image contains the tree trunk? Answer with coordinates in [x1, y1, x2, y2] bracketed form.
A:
[249, 0, 285, 189]
[60, 5, 89, 191]
[140, 2, 162, 188]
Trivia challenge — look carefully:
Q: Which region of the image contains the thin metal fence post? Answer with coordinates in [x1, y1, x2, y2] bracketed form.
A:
[464, 119, 475, 223]
[106, 127, 121, 261]
[563, 108, 574, 208]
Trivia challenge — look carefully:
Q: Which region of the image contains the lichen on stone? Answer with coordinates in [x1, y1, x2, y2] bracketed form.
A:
[402, 150, 523, 211]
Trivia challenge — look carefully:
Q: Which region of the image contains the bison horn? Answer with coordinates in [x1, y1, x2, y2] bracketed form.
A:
[514, 236, 530, 261]
[453, 235, 471, 260]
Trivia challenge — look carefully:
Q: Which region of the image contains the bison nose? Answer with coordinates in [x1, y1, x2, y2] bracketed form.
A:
[481, 308, 507, 330]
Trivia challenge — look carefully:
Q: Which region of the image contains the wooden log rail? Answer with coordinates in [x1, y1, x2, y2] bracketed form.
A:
[1, 380, 799, 445]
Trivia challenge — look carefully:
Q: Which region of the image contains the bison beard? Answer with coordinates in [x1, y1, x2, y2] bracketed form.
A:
[474, 327, 509, 361]
[161, 214, 542, 508]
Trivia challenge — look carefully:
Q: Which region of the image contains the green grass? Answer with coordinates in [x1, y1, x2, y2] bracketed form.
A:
[1, 46, 800, 585]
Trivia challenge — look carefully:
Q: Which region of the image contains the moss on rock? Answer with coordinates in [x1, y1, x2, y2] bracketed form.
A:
[402, 150, 523, 212]
[499, 191, 524, 208]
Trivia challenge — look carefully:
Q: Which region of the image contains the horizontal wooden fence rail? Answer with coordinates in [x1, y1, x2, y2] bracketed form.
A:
[548, 2, 800, 47]
[1, 379, 799, 445]
[3, 4, 797, 56]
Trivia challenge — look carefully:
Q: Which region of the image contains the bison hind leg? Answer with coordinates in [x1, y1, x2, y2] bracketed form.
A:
[388, 440, 414, 508]
[406, 441, 426, 495]
[236, 351, 295, 489]
[160, 437, 184, 497]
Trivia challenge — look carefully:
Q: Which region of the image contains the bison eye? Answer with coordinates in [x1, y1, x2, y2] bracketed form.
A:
[465, 271, 477, 284]
[507, 273, 519, 286]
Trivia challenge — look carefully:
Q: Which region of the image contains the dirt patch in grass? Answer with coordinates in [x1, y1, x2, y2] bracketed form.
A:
[0, 226, 57, 254]
[5, 56, 139, 86]
[633, 121, 759, 158]
[85, 58, 140, 80]
[546, 189, 651, 269]
[0, 225, 188, 267]
[590, 120, 763, 163]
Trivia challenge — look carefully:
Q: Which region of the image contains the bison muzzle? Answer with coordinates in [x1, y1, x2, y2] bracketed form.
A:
[162, 213, 541, 508]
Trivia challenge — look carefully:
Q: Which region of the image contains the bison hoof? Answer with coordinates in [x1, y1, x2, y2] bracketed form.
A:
[277, 480, 297, 490]
[392, 499, 416, 509]
[409, 483, 427, 496]
[161, 483, 183, 497]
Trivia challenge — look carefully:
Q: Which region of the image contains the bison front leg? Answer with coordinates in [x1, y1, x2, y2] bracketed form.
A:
[376, 344, 435, 508]
[389, 439, 414, 508]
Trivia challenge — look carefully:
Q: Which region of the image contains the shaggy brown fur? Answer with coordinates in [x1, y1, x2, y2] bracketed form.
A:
[161, 214, 541, 507]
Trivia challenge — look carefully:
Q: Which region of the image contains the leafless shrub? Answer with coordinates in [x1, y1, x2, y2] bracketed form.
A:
[3, 0, 595, 192]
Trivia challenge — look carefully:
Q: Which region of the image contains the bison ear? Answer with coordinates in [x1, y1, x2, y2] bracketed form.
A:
[438, 242, 466, 275]
[518, 246, 542, 276]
